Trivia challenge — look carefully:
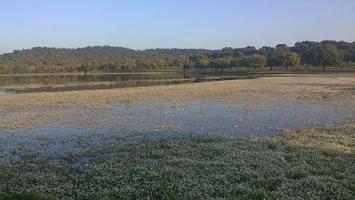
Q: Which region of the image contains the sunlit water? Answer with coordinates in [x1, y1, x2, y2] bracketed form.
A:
[0, 97, 354, 160]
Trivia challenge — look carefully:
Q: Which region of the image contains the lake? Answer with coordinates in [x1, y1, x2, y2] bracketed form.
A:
[0, 72, 250, 94]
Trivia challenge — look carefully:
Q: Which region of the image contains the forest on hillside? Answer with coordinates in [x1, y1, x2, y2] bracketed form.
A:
[0, 40, 354, 74]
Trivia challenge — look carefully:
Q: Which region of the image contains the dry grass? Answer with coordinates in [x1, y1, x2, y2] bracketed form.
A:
[275, 122, 355, 154]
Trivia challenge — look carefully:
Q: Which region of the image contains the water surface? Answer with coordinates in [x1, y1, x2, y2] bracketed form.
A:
[1, 97, 354, 160]
[0, 72, 249, 94]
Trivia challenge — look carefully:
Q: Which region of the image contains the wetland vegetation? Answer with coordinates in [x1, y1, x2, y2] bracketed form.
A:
[0, 122, 354, 199]
[1, 1, 355, 199]
[0, 74, 354, 199]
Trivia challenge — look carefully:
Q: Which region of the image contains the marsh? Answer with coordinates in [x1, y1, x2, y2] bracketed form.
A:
[1, 74, 354, 156]
[0, 74, 354, 199]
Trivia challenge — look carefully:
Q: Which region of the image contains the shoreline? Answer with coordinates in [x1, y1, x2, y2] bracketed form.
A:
[0, 71, 181, 77]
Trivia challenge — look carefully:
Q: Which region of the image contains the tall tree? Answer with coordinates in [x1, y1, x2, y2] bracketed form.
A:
[240, 54, 266, 72]
[286, 52, 301, 70]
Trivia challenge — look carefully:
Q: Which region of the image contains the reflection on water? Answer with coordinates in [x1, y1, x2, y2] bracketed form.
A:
[0, 73, 183, 86]
[0, 72, 249, 94]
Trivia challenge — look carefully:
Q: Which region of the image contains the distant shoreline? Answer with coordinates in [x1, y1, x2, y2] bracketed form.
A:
[0, 71, 179, 77]
[1, 68, 355, 77]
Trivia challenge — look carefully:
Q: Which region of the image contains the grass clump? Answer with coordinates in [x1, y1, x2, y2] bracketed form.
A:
[0, 192, 48, 200]
[0, 122, 354, 199]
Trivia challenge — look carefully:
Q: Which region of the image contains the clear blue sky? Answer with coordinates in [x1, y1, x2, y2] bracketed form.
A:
[1, 0, 355, 53]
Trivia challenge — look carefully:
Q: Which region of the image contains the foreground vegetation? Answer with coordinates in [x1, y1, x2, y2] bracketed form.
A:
[0, 122, 354, 200]
[0, 41, 354, 73]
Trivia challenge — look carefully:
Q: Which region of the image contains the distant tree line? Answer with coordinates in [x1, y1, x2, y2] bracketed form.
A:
[0, 41, 354, 74]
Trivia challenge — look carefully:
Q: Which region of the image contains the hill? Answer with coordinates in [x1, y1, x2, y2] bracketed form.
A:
[0, 41, 354, 73]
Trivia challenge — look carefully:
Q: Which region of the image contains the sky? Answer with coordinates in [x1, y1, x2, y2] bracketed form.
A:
[1, 0, 355, 53]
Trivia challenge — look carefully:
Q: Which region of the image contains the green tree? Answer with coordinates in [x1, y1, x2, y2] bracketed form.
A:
[240, 54, 266, 72]
[318, 44, 343, 70]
